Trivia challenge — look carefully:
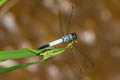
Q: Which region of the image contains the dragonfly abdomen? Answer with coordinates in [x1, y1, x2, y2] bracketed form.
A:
[49, 39, 63, 47]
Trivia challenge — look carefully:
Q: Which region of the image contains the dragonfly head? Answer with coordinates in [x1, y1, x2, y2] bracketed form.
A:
[71, 33, 77, 40]
[62, 33, 77, 42]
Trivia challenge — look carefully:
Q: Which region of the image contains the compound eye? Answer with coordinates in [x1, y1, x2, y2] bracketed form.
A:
[72, 33, 77, 40]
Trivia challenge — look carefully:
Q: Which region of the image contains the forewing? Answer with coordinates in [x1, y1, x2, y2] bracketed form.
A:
[58, 10, 65, 38]
[65, 6, 73, 34]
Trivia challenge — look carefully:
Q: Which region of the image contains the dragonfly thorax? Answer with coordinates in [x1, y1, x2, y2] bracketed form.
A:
[62, 33, 77, 42]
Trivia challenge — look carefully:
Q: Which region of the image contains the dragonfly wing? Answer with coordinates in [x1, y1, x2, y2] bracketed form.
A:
[65, 6, 73, 34]
[58, 6, 74, 38]
[72, 43, 95, 75]
[69, 49, 84, 76]
[58, 10, 65, 38]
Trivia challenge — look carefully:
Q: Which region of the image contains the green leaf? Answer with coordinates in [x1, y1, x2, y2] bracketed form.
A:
[0, 0, 7, 6]
[0, 49, 39, 61]
[0, 59, 44, 74]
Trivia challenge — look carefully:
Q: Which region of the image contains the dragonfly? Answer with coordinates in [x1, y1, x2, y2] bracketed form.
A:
[37, 6, 94, 76]
[37, 33, 77, 50]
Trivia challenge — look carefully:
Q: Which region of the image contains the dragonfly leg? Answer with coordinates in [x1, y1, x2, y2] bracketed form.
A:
[51, 46, 56, 49]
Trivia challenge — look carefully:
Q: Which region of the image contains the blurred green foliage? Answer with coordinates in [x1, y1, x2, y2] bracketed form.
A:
[0, 0, 7, 6]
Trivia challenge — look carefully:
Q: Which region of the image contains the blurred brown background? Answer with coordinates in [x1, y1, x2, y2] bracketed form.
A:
[0, 0, 120, 80]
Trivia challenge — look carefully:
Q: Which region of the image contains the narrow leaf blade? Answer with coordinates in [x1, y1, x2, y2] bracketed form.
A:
[0, 59, 44, 74]
[0, 49, 38, 61]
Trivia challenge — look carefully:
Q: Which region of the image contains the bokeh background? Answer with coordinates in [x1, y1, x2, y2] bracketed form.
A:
[0, 0, 120, 80]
